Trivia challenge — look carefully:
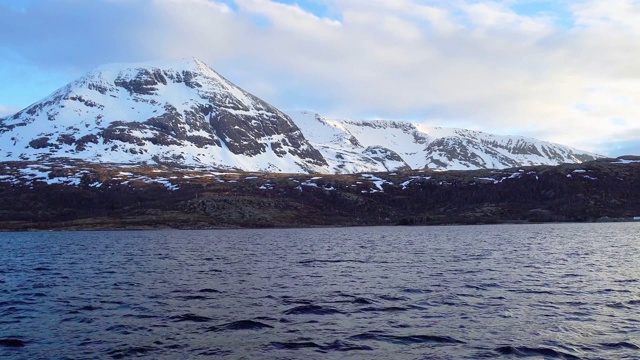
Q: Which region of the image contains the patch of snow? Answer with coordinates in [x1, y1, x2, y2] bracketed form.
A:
[614, 159, 640, 164]
[360, 174, 393, 191]
[477, 177, 498, 184]
[400, 180, 413, 189]
[154, 178, 179, 191]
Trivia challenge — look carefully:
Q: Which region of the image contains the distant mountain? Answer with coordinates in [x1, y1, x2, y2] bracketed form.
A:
[0, 58, 601, 173]
[288, 111, 601, 172]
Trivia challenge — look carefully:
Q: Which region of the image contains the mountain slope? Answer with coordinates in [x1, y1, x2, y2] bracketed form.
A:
[287, 111, 601, 172]
[0, 58, 327, 173]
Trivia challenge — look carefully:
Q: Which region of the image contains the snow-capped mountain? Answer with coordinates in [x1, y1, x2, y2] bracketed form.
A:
[0, 58, 601, 173]
[287, 111, 600, 172]
[0, 58, 327, 173]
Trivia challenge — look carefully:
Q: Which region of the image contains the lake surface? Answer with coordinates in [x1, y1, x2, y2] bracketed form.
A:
[1, 223, 640, 359]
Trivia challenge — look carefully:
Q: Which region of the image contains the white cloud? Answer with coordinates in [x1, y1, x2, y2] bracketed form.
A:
[0, 105, 19, 118]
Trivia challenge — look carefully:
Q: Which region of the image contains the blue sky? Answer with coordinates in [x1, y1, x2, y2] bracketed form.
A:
[1, 0, 639, 156]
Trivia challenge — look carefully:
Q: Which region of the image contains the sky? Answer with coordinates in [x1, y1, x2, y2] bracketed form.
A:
[1, 0, 639, 157]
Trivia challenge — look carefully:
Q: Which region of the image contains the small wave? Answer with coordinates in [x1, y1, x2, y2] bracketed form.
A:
[106, 324, 148, 335]
[122, 313, 159, 319]
[594, 288, 631, 294]
[561, 273, 584, 278]
[283, 305, 343, 315]
[32, 283, 56, 289]
[349, 332, 464, 345]
[0, 338, 25, 348]
[0, 300, 37, 307]
[60, 316, 95, 324]
[402, 288, 432, 294]
[178, 295, 210, 301]
[613, 279, 639, 283]
[509, 289, 556, 295]
[464, 285, 487, 291]
[358, 306, 408, 313]
[599, 341, 640, 350]
[195, 348, 233, 356]
[269, 339, 373, 352]
[558, 301, 588, 306]
[107, 345, 157, 359]
[378, 295, 408, 302]
[270, 341, 323, 350]
[298, 259, 368, 264]
[495, 346, 581, 359]
[170, 313, 213, 322]
[208, 320, 274, 332]
[32, 266, 51, 271]
[198, 288, 220, 293]
[321, 340, 374, 352]
[112, 282, 142, 287]
[281, 297, 314, 305]
[606, 302, 631, 309]
[352, 297, 376, 305]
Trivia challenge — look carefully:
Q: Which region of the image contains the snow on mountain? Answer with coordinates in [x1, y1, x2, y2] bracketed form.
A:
[0, 58, 601, 174]
[287, 111, 602, 172]
[287, 111, 410, 173]
[0, 58, 328, 173]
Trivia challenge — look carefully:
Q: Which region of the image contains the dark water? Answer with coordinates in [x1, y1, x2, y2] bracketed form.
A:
[1, 223, 640, 359]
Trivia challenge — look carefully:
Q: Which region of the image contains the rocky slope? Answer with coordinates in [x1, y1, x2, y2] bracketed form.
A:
[0, 58, 600, 173]
[1, 157, 638, 230]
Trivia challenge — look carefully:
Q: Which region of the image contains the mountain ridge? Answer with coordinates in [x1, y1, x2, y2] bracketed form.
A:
[0, 58, 602, 173]
[288, 110, 600, 172]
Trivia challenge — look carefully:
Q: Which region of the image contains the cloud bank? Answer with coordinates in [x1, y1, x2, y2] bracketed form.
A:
[1, 0, 639, 156]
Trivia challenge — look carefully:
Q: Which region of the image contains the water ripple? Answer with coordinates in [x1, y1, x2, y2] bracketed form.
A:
[283, 305, 344, 315]
[494, 345, 582, 359]
[1, 223, 640, 359]
[349, 332, 465, 345]
[208, 320, 274, 332]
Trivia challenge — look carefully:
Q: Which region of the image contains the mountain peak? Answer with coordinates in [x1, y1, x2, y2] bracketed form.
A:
[90, 57, 212, 74]
[0, 58, 328, 172]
